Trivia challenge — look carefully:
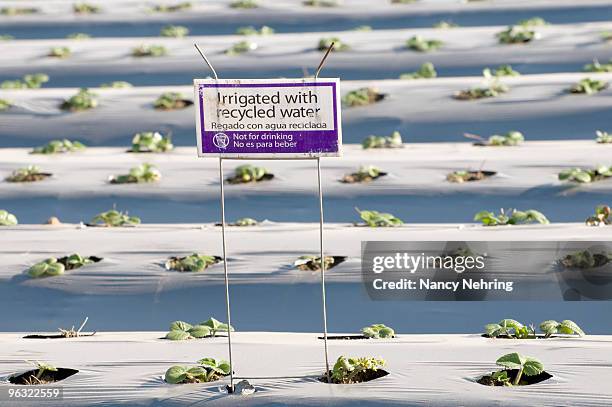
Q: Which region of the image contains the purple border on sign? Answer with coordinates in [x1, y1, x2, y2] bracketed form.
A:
[198, 82, 339, 155]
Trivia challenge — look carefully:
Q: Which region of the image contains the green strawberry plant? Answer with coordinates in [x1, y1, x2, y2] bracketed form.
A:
[100, 81, 132, 88]
[90, 209, 141, 227]
[48, 46, 71, 58]
[362, 131, 402, 149]
[540, 320, 585, 338]
[27, 258, 65, 278]
[0, 209, 18, 226]
[160, 25, 189, 38]
[154, 92, 193, 110]
[558, 166, 612, 183]
[233, 217, 258, 226]
[132, 45, 167, 57]
[152, 2, 192, 12]
[57, 253, 100, 270]
[569, 78, 608, 94]
[131, 132, 173, 152]
[165, 318, 234, 340]
[497, 25, 540, 44]
[60, 88, 98, 111]
[109, 163, 161, 184]
[1, 73, 49, 89]
[225, 40, 258, 55]
[446, 170, 493, 183]
[32, 139, 85, 154]
[5, 165, 51, 182]
[479, 353, 545, 386]
[399, 62, 437, 79]
[73, 3, 100, 13]
[356, 208, 404, 227]
[20, 362, 59, 385]
[304, 0, 339, 6]
[343, 87, 386, 107]
[474, 208, 549, 226]
[485, 318, 584, 338]
[226, 164, 273, 184]
[341, 165, 386, 183]
[0, 7, 39, 15]
[165, 357, 230, 384]
[328, 356, 386, 384]
[483, 65, 520, 77]
[230, 0, 258, 8]
[596, 130, 612, 143]
[585, 205, 610, 226]
[466, 130, 524, 146]
[406, 35, 443, 52]
[584, 59, 612, 73]
[165, 253, 221, 272]
[362, 324, 395, 338]
[454, 77, 508, 100]
[236, 25, 274, 35]
[293, 255, 343, 271]
[561, 249, 611, 269]
[318, 37, 350, 51]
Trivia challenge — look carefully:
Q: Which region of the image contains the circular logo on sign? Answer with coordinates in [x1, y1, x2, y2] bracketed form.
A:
[213, 132, 229, 149]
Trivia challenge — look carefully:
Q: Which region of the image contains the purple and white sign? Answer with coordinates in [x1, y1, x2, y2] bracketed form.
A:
[194, 78, 342, 158]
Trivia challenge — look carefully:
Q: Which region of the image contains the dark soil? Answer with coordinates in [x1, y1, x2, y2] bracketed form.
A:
[477, 369, 552, 386]
[319, 369, 389, 384]
[317, 335, 371, 340]
[295, 256, 347, 271]
[155, 100, 194, 110]
[9, 368, 78, 385]
[6, 173, 52, 182]
[226, 173, 274, 184]
[57, 255, 103, 270]
[447, 170, 496, 183]
[165, 255, 222, 272]
[561, 253, 611, 269]
[23, 332, 96, 339]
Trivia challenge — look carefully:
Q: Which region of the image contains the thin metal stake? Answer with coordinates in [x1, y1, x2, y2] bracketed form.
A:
[194, 44, 219, 80]
[313, 42, 334, 382]
[219, 157, 234, 393]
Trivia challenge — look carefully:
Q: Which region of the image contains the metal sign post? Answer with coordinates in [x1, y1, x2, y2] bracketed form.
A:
[194, 43, 339, 391]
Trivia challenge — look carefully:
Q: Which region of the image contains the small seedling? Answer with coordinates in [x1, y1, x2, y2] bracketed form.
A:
[465, 131, 524, 146]
[540, 320, 585, 338]
[294, 255, 342, 271]
[479, 353, 545, 386]
[90, 209, 140, 227]
[165, 318, 233, 340]
[318, 37, 350, 51]
[483, 64, 520, 77]
[399, 62, 437, 79]
[569, 77, 608, 94]
[0, 210, 18, 226]
[152, 2, 192, 12]
[0, 99, 12, 111]
[1, 73, 49, 89]
[154, 92, 193, 110]
[341, 165, 386, 183]
[233, 217, 258, 226]
[32, 139, 85, 154]
[362, 131, 402, 149]
[356, 208, 404, 227]
[517, 17, 549, 26]
[454, 72, 509, 100]
[225, 40, 258, 55]
[165, 357, 230, 384]
[165, 253, 221, 272]
[558, 166, 612, 183]
[109, 163, 161, 184]
[236, 25, 274, 35]
[73, 3, 100, 14]
[343, 87, 386, 107]
[497, 25, 540, 44]
[160, 25, 189, 38]
[100, 81, 132, 88]
[226, 164, 273, 184]
[585, 205, 611, 226]
[5, 165, 51, 182]
[132, 45, 167, 57]
[0, 7, 39, 15]
[327, 356, 386, 384]
[131, 132, 173, 152]
[230, 0, 258, 8]
[361, 324, 395, 339]
[433, 20, 458, 29]
[446, 170, 494, 183]
[60, 88, 98, 111]
[405, 35, 443, 52]
[474, 208, 549, 226]
[596, 130, 612, 144]
[48, 46, 71, 58]
[57, 317, 95, 338]
[22, 362, 59, 385]
[27, 258, 65, 278]
[561, 249, 611, 269]
[584, 59, 612, 73]
[484, 319, 535, 339]
[67, 33, 91, 40]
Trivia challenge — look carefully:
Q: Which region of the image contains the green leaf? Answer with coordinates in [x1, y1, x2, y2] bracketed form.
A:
[188, 325, 212, 338]
[496, 352, 525, 370]
[484, 323, 503, 337]
[539, 320, 558, 335]
[165, 330, 192, 341]
[523, 357, 544, 376]
[169, 321, 192, 331]
[165, 366, 188, 384]
[559, 320, 585, 336]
